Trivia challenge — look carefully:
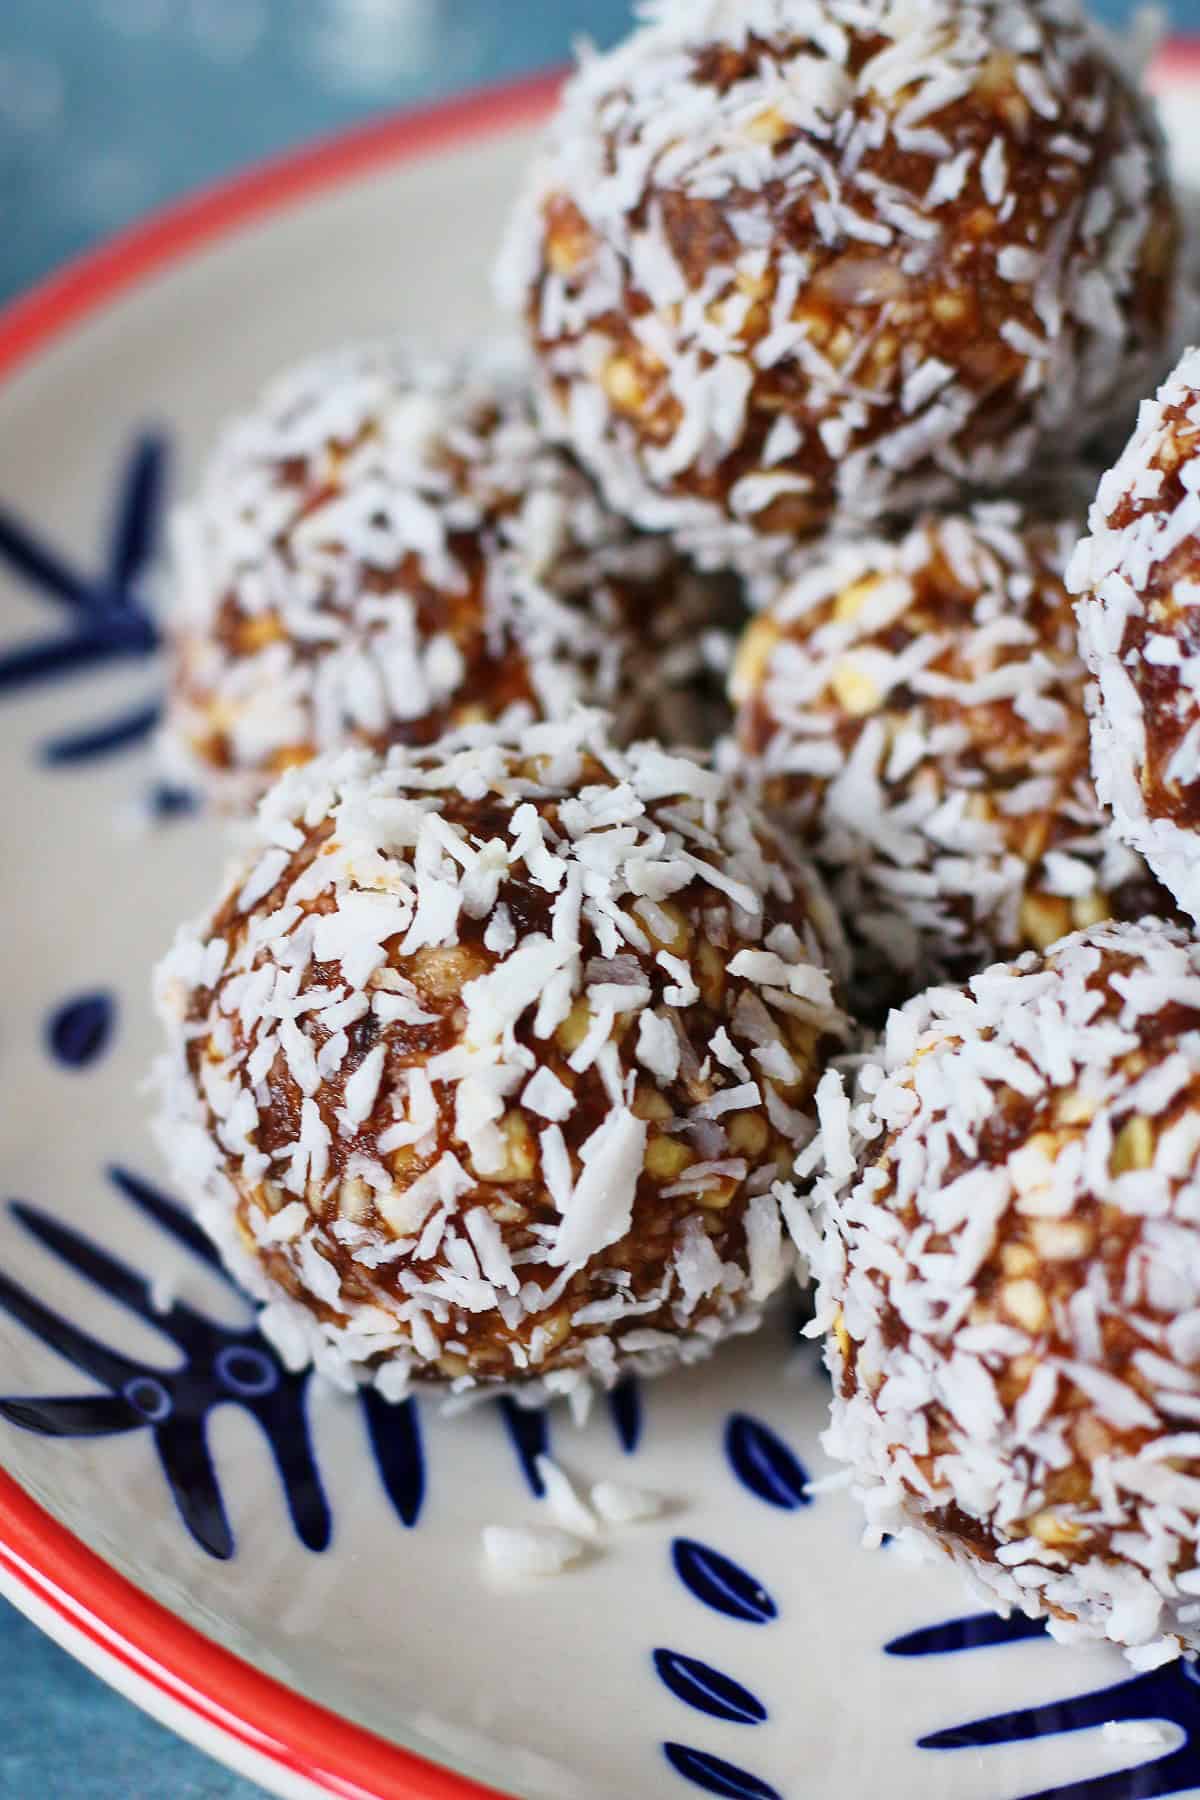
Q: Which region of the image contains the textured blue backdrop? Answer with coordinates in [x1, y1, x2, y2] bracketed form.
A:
[0, 0, 1192, 1796]
[0, 0, 1155, 303]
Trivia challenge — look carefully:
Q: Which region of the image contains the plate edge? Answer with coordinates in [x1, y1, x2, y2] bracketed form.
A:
[1, 32, 1199, 1800]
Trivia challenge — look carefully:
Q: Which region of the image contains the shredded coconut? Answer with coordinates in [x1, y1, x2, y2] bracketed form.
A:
[153, 711, 849, 1407]
[809, 920, 1200, 1667]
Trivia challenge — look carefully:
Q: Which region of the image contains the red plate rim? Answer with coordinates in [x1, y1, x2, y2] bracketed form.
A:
[0, 35, 1197, 1800]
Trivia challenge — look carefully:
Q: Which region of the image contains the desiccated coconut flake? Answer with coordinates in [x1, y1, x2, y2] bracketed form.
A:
[534, 1455, 601, 1538]
[551, 1107, 647, 1267]
[481, 1524, 586, 1577]
[591, 1479, 666, 1524]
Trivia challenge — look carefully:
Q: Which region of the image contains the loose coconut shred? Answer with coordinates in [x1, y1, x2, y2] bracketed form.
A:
[154, 711, 849, 1411]
[498, 0, 1177, 569]
[731, 497, 1172, 1017]
[798, 919, 1200, 1666]
[165, 341, 736, 809]
[1069, 344, 1200, 924]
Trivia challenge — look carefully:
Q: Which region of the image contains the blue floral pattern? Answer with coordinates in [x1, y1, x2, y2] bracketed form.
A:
[888, 1611, 1200, 1800]
[652, 1414, 1200, 1799]
[657, 1422, 790, 1798]
[671, 1538, 778, 1627]
[0, 1163, 642, 1559]
[723, 1414, 810, 1512]
[662, 1744, 781, 1800]
[0, 433, 165, 766]
[0, 1168, 328, 1559]
[653, 1652, 768, 1726]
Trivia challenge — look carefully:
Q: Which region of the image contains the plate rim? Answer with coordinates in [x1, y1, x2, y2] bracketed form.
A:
[0, 34, 1197, 1800]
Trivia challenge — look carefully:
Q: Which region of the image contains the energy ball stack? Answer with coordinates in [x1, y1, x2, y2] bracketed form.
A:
[730, 498, 1171, 1016]
[499, 0, 1178, 569]
[152, 0, 1197, 1477]
[803, 919, 1200, 1666]
[165, 342, 737, 809]
[1070, 346, 1200, 924]
[154, 713, 849, 1406]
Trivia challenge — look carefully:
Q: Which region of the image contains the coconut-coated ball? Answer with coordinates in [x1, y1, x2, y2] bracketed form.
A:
[796, 919, 1200, 1667]
[165, 342, 738, 808]
[730, 498, 1172, 1017]
[498, 0, 1178, 570]
[1069, 345, 1200, 924]
[153, 712, 850, 1408]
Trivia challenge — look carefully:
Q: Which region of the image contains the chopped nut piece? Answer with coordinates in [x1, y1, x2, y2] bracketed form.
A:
[1112, 1116, 1155, 1174]
[1020, 893, 1073, 952]
[1031, 1218, 1094, 1262]
[1029, 1510, 1080, 1548]
[645, 1136, 692, 1180]
[1002, 1277, 1049, 1333]
[830, 661, 880, 717]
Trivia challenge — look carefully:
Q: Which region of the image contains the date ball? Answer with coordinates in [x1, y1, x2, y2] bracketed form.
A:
[165, 342, 737, 808]
[498, 0, 1177, 569]
[153, 713, 849, 1407]
[801, 919, 1200, 1666]
[730, 498, 1171, 1017]
[1070, 346, 1200, 924]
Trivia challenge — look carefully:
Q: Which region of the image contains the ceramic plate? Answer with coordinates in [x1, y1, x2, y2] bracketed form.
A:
[4, 51, 1200, 1800]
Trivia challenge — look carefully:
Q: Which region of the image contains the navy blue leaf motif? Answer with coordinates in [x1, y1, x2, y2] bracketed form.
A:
[0, 506, 89, 608]
[609, 1376, 642, 1452]
[0, 1164, 656, 1563]
[1008, 1765, 1191, 1800]
[0, 633, 129, 694]
[498, 1395, 548, 1496]
[895, 1609, 1200, 1800]
[147, 782, 199, 821]
[724, 1414, 810, 1510]
[46, 992, 114, 1068]
[0, 1392, 142, 1436]
[108, 1162, 224, 1270]
[0, 1173, 330, 1559]
[0, 433, 167, 765]
[361, 1388, 424, 1528]
[887, 1611, 1047, 1657]
[671, 1539, 777, 1625]
[663, 1743, 781, 1800]
[43, 700, 162, 766]
[653, 1650, 767, 1725]
[107, 432, 167, 587]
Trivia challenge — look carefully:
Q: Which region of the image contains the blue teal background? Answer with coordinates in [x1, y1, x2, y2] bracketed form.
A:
[0, 0, 1186, 1795]
[0, 0, 1147, 304]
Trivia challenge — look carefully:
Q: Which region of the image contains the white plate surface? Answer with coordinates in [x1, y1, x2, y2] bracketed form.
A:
[2, 62, 1200, 1800]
